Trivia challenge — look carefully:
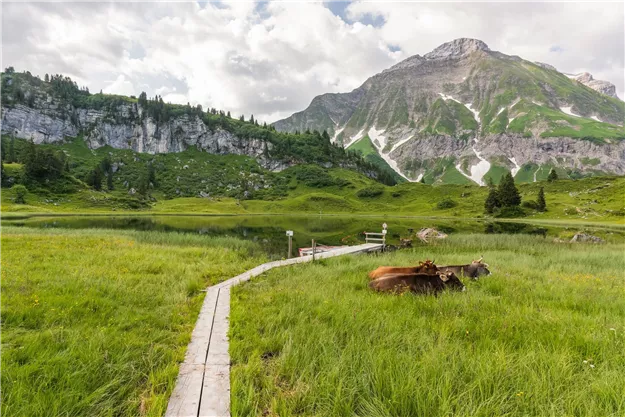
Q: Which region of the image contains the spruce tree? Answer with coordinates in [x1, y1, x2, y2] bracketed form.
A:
[87, 166, 104, 191]
[537, 187, 546, 211]
[547, 169, 558, 182]
[497, 172, 521, 207]
[107, 171, 114, 191]
[8, 136, 16, 163]
[484, 187, 499, 214]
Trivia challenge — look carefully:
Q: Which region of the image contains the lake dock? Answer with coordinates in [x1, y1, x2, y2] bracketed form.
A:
[165, 242, 383, 417]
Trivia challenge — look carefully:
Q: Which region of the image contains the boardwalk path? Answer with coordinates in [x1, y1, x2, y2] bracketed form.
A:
[165, 243, 383, 417]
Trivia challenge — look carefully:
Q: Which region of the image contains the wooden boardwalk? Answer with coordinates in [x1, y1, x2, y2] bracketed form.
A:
[165, 243, 382, 417]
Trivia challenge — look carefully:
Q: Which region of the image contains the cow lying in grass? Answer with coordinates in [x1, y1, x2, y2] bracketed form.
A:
[437, 256, 491, 280]
[368, 270, 465, 295]
[368, 260, 439, 280]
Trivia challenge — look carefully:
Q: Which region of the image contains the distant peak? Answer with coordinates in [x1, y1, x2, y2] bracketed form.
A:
[424, 38, 490, 60]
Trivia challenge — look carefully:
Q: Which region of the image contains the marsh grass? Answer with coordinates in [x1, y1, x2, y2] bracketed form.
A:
[230, 234, 625, 417]
[1, 227, 266, 416]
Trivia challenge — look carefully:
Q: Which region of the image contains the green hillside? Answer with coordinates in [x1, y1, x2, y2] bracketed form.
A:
[347, 136, 406, 183]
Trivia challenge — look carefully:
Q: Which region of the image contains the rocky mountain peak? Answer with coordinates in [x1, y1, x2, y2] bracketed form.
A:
[567, 71, 619, 99]
[424, 38, 490, 60]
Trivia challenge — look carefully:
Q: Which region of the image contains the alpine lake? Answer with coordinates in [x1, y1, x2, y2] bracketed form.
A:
[4, 214, 624, 259]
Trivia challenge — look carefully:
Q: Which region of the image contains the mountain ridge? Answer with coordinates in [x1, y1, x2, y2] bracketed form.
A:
[273, 38, 625, 184]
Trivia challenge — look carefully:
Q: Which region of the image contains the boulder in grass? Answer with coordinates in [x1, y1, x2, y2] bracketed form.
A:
[417, 228, 448, 243]
[570, 232, 604, 244]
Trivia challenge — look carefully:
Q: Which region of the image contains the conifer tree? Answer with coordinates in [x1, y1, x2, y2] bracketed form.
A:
[547, 169, 558, 182]
[484, 186, 499, 214]
[497, 172, 521, 207]
[87, 166, 104, 191]
[8, 135, 16, 163]
[537, 187, 546, 211]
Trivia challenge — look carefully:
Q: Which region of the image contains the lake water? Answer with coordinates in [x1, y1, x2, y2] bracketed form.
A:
[4, 215, 624, 258]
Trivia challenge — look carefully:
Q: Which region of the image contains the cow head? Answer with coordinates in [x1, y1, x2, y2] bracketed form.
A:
[418, 259, 439, 275]
[472, 255, 491, 277]
[437, 270, 465, 291]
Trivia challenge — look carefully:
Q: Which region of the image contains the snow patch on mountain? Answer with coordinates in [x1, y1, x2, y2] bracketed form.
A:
[509, 157, 521, 177]
[331, 126, 345, 143]
[368, 126, 387, 149]
[456, 145, 491, 186]
[344, 129, 365, 148]
[438, 93, 480, 122]
[390, 135, 414, 153]
[560, 106, 580, 117]
[367, 127, 414, 182]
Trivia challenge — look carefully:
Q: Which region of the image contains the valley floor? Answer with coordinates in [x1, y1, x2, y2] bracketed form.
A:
[2, 174, 624, 225]
[230, 234, 625, 417]
[0, 227, 267, 417]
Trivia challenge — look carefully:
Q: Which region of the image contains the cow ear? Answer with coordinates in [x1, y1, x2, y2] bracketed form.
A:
[439, 272, 450, 282]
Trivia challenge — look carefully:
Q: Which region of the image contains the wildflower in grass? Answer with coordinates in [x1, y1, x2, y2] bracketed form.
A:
[589, 364, 595, 368]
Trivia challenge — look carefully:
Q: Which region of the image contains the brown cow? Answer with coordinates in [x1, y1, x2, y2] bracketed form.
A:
[368, 259, 439, 280]
[437, 256, 491, 280]
[369, 270, 465, 295]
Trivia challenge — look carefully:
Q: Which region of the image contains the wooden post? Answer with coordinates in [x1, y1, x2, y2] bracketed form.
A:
[312, 239, 316, 261]
[286, 230, 294, 259]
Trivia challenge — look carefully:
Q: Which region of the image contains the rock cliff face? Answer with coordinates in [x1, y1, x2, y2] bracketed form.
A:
[1, 103, 267, 158]
[274, 38, 625, 183]
[1, 96, 285, 174]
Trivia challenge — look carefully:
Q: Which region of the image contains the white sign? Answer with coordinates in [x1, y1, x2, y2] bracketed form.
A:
[382, 223, 388, 230]
[382, 230, 387, 235]
[286, 230, 294, 236]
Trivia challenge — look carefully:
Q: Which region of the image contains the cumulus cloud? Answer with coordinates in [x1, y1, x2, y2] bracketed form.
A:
[2, 1, 623, 122]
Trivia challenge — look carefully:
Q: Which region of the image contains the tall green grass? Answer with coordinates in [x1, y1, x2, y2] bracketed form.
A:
[230, 234, 625, 417]
[1, 227, 267, 416]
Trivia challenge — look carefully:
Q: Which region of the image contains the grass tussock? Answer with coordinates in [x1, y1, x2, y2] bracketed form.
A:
[1, 227, 266, 416]
[230, 234, 625, 417]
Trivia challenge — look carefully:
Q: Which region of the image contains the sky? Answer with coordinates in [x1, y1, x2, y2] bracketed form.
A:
[2, 1, 624, 123]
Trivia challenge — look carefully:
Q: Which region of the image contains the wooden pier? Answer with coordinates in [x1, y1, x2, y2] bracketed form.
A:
[165, 243, 383, 417]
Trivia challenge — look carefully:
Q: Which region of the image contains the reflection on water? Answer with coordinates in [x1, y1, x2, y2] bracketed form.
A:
[4, 215, 623, 258]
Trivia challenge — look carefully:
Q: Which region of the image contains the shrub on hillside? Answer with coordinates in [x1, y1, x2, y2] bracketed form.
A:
[12, 184, 27, 204]
[356, 187, 384, 198]
[436, 198, 457, 209]
[493, 206, 526, 218]
[521, 200, 539, 210]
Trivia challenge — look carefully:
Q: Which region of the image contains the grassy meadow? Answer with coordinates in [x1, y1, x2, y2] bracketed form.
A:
[230, 234, 625, 417]
[0, 227, 267, 416]
[2, 169, 624, 225]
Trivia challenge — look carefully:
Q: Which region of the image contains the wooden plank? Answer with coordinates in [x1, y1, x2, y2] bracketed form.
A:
[165, 243, 383, 417]
[184, 288, 219, 365]
[198, 364, 230, 417]
[164, 363, 205, 417]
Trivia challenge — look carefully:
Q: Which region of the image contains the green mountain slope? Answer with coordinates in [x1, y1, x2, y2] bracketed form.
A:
[347, 136, 406, 183]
